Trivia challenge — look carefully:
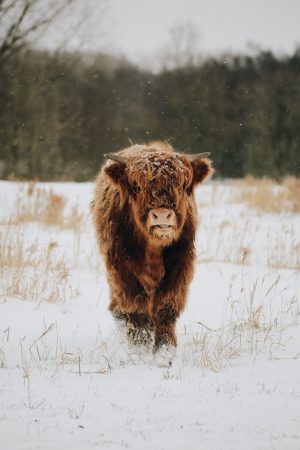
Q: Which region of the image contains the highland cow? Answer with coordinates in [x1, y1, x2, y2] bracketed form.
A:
[92, 141, 213, 353]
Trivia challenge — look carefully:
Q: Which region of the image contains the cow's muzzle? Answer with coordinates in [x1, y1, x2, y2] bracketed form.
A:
[146, 208, 177, 232]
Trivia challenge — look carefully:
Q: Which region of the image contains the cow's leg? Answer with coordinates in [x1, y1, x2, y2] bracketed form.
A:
[111, 309, 154, 348]
[153, 304, 177, 351]
[108, 280, 154, 350]
[127, 313, 154, 348]
[152, 305, 178, 367]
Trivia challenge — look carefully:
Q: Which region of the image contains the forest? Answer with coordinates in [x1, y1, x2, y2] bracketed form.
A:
[1, 47, 300, 180]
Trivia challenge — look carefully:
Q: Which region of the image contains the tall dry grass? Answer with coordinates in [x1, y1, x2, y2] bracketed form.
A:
[8, 182, 84, 230]
[0, 227, 73, 303]
[236, 176, 300, 213]
[195, 177, 300, 270]
[175, 270, 300, 374]
[0, 181, 86, 303]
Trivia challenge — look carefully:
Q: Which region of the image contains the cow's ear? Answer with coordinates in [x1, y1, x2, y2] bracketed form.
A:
[191, 157, 214, 185]
[104, 161, 127, 186]
[104, 162, 131, 205]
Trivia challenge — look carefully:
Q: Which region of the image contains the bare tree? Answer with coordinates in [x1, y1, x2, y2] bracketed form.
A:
[0, 0, 108, 62]
[0, 1, 69, 61]
[160, 22, 202, 70]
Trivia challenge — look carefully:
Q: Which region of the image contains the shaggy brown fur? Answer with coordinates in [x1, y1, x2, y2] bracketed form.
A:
[92, 141, 213, 351]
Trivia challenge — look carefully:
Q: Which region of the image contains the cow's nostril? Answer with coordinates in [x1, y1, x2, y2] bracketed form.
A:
[153, 212, 158, 219]
[167, 213, 171, 219]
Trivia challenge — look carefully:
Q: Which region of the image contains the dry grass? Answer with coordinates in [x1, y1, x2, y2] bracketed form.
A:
[0, 182, 99, 304]
[236, 176, 300, 213]
[0, 227, 73, 303]
[196, 178, 300, 270]
[197, 217, 300, 270]
[7, 182, 84, 230]
[179, 272, 299, 373]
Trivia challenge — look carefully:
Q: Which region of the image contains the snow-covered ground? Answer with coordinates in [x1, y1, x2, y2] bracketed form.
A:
[0, 180, 299, 450]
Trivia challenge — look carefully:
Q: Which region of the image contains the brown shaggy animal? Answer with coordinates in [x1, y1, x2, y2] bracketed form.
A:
[92, 141, 213, 352]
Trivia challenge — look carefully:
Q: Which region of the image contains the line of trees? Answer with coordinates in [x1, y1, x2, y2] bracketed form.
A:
[1, 47, 300, 180]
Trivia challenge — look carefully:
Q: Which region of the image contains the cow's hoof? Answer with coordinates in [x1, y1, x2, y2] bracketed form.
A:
[153, 344, 176, 368]
[127, 340, 153, 365]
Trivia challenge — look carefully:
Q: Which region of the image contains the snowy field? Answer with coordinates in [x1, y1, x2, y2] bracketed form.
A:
[0, 180, 299, 450]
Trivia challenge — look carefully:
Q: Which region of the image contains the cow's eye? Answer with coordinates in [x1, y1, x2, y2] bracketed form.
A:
[130, 182, 141, 195]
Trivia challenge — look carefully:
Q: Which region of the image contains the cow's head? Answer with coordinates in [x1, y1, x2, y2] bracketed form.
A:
[104, 146, 213, 247]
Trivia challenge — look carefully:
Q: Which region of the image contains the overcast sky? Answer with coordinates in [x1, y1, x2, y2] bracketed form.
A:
[103, 0, 300, 62]
[39, 0, 300, 67]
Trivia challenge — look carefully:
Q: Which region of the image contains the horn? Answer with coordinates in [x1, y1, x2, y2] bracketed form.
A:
[104, 153, 128, 164]
[189, 152, 211, 160]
